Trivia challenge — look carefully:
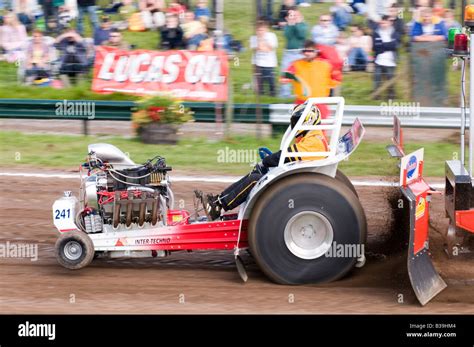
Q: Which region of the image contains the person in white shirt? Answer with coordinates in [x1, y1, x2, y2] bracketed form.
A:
[372, 15, 400, 99]
[250, 20, 278, 96]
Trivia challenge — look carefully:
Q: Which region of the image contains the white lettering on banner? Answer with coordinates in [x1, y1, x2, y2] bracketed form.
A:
[186, 54, 206, 83]
[130, 53, 151, 83]
[97, 52, 116, 80]
[185, 55, 225, 84]
[115, 55, 130, 82]
[207, 55, 225, 84]
[97, 52, 225, 85]
[145, 55, 165, 82]
[162, 54, 182, 83]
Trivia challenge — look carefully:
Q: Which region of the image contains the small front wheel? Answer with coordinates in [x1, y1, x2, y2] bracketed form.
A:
[55, 231, 95, 270]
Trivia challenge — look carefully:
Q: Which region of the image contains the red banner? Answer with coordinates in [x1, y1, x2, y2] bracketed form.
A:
[92, 47, 228, 101]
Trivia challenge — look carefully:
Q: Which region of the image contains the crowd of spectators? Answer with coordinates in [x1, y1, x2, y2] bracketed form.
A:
[251, 0, 454, 102]
[0, 0, 458, 101]
[0, 0, 241, 86]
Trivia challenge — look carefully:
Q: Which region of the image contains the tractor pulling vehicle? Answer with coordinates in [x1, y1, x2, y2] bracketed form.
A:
[52, 97, 368, 285]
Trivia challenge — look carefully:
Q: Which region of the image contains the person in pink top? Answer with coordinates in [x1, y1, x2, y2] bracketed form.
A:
[0, 12, 28, 63]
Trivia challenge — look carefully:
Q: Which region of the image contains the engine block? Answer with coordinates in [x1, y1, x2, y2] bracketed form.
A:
[77, 144, 173, 232]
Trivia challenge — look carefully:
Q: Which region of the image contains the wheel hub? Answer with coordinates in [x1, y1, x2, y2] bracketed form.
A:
[64, 241, 83, 261]
[284, 211, 334, 260]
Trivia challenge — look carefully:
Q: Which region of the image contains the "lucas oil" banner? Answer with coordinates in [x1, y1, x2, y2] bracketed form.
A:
[92, 47, 228, 101]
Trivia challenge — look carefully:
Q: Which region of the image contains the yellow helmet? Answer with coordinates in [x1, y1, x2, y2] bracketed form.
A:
[290, 102, 321, 137]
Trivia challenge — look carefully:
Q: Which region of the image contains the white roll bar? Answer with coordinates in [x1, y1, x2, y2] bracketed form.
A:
[278, 97, 345, 167]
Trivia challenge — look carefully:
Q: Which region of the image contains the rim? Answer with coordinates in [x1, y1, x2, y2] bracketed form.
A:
[284, 211, 334, 260]
[63, 240, 83, 261]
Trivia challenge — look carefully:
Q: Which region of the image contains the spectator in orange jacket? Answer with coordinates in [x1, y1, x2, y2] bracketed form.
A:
[282, 40, 341, 119]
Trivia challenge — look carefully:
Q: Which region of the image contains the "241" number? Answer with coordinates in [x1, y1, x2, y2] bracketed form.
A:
[55, 209, 71, 220]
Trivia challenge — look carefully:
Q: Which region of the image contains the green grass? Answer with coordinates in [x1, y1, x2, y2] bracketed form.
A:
[0, 131, 280, 175]
[0, 131, 458, 177]
[0, 81, 142, 101]
[0, 0, 464, 106]
[339, 141, 458, 177]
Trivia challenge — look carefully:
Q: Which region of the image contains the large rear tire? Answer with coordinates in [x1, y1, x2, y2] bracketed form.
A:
[248, 173, 367, 284]
[55, 231, 95, 270]
[335, 169, 358, 197]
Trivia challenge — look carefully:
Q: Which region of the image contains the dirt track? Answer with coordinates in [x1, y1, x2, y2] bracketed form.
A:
[0, 175, 473, 314]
